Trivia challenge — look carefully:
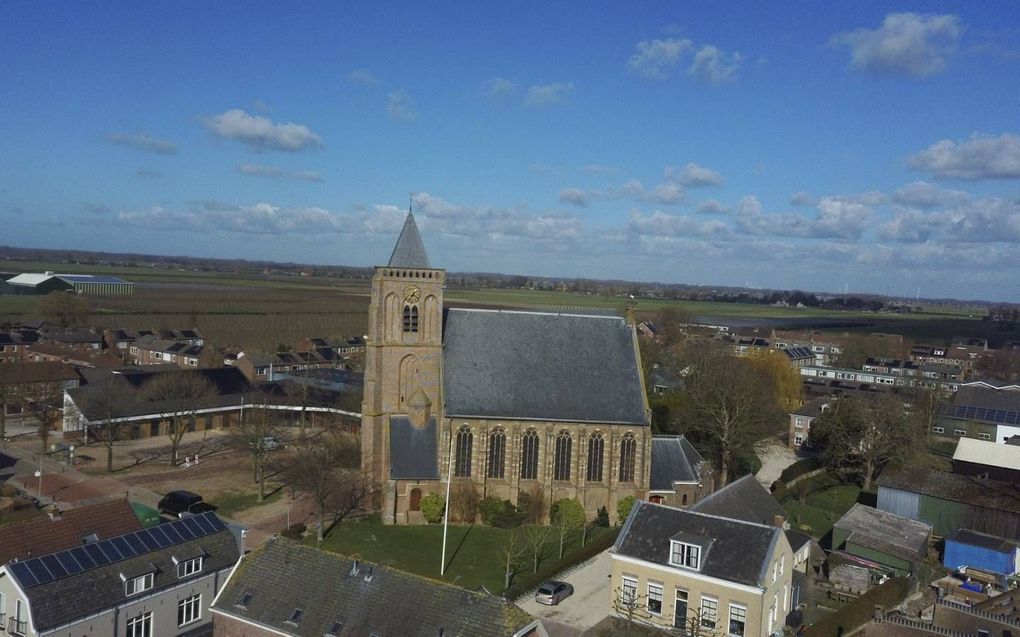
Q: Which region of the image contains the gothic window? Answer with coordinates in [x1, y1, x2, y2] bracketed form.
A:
[520, 429, 539, 480]
[454, 426, 472, 477]
[487, 429, 506, 479]
[554, 430, 572, 481]
[586, 433, 604, 482]
[402, 305, 419, 333]
[619, 433, 637, 483]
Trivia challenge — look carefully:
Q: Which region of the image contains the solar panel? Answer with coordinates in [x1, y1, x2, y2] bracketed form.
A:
[101, 539, 124, 561]
[28, 559, 54, 585]
[10, 561, 38, 587]
[110, 537, 135, 559]
[137, 529, 161, 551]
[182, 516, 204, 536]
[70, 546, 96, 570]
[41, 554, 67, 579]
[150, 525, 173, 547]
[162, 523, 184, 543]
[125, 533, 147, 554]
[56, 551, 84, 575]
[84, 541, 110, 566]
[176, 520, 197, 540]
[193, 514, 215, 534]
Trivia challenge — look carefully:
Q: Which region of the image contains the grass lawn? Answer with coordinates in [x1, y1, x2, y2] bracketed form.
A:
[315, 515, 613, 594]
[209, 486, 284, 518]
[781, 473, 863, 539]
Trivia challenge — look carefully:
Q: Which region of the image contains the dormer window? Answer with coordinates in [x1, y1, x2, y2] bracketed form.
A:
[325, 620, 345, 637]
[124, 572, 154, 597]
[285, 608, 304, 626]
[176, 556, 203, 578]
[670, 541, 701, 570]
[235, 590, 253, 609]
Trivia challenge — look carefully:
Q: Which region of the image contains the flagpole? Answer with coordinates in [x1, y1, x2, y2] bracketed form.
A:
[440, 423, 454, 575]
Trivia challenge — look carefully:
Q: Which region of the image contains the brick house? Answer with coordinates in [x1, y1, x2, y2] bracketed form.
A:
[787, 396, 831, 448]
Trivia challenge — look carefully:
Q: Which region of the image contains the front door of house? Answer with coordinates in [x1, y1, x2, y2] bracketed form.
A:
[674, 589, 688, 629]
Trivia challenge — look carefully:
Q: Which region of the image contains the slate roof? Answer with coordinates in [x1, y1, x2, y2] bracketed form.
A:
[0, 499, 143, 565]
[791, 396, 830, 418]
[691, 474, 788, 526]
[785, 529, 814, 554]
[784, 347, 814, 360]
[614, 501, 782, 588]
[443, 308, 648, 424]
[834, 504, 931, 562]
[878, 467, 1020, 515]
[8, 512, 238, 632]
[0, 361, 81, 385]
[389, 416, 439, 479]
[649, 436, 706, 491]
[949, 529, 1018, 554]
[211, 538, 536, 637]
[387, 212, 431, 269]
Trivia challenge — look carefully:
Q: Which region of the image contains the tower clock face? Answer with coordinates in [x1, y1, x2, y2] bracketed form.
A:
[404, 285, 421, 303]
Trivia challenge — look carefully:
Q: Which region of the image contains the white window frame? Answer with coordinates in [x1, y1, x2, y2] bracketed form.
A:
[126, 611, 153, 637]
[794, 434, 803, 446]
[124, 572, 154, 597]
[669, 540, 701, 570]
[977, 432, 991, 440]
[931, 426, 944, 433]
[178, 594, 202, 627]
[794, 417, 804, 428]
[700, 595, 718, 630]
[728, 603, 747, 637]
[647, 581, 663, 615]
[779, 554, 785, 577]
[954, 429, 968, 436]
[177, 556, 203, 578]
[621, 575, 638, 605]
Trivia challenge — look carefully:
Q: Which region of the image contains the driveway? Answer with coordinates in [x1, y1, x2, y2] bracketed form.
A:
[755, 436, 799, 488]
[518, 550, 614, 636]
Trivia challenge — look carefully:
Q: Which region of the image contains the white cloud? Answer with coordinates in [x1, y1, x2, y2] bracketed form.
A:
[387, 90, 417, 121]
[879, 196, 1020, 243]
[908, 133, 1020, 180]
[790, 191, 816, 207]
[347, 69, 380, 85]
[687, 45, 743, 85]
[558, 188, 590, 207]
[524, 82, 575, 107]
[627, 210, 729, 237]
[665, 162, 724, 187]
[581, 164, 617, 176]
[696, 198, 731, 214]
[106, 132, 177, 155]
[891, 181, 969, 208]
[627, 38, 692, 79]
[238, 163, 323, 182]
[203, 109, 323, 152]
[484, 77, 518, 100]
[735, 195, 871, 239]
[832, 12, 961, 77]
[412, 192, 583, 239]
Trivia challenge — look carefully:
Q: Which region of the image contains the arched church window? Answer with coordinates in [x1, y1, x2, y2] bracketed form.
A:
[487, 429, 506, 479]
[520, 429, 539, 480]
[402, 305, 419, 333]
[454, 426, 472, 477]
[586, 432, 604, 482]
[619, 433, 637, 483]
[554, 430, 572, 481]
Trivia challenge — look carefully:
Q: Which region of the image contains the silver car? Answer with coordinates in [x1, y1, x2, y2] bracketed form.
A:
[535, 580, 574, 605]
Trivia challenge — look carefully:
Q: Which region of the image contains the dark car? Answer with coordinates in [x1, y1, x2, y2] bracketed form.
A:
[157, 490, 214, 517]
[535, 580, 574, 605]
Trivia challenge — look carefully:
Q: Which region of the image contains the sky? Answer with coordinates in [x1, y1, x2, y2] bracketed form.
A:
[1, 2, 1019, 302]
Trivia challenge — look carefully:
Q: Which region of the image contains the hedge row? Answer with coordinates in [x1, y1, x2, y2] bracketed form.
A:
[779, 457, 825, 484]
[506, 527, 620, 600]
[804, 576, 911, 637]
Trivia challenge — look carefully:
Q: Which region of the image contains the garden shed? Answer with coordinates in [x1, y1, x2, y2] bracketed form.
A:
[832, 504, 932, 577]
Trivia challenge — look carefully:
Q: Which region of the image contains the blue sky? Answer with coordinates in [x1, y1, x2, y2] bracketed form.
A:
[2, 2, 1019, 301]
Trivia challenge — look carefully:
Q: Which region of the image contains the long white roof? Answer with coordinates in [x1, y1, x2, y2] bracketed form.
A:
[6, 273, 57, 286]
[952, 436, 1020, 469]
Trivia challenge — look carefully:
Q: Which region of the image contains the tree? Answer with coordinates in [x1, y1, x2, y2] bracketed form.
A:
[905, 386, 948, 438]
[683, 344, 783, 485]
[420, 493, 445, 523]
[977, 349, 1020, 383]
[39, 292, 90, 328]
[809, 394, 925, 490]
[617, 495, 637, 525]
[0, 378, 11, 445]
[288, 433, 362, 542]
[550, 498, 586, 558]
[612, 583, 650, 636]
[747, 349, 803, 412]
[232, 401, 279, 502]
[525, 524, 553, 574]
[27, 381, 63, 454]
[497, 528, 527, 591]
[82, 382, 125, 473]
[197, 345, 225, 369]
[835, 334, 904, 369]
[141, 370, 215, 466]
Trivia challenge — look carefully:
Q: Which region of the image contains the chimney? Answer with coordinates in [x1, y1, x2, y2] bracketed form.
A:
[773, 514, 786, 529]
[624, 302, 637, 326]
[349, 560, 360, 576]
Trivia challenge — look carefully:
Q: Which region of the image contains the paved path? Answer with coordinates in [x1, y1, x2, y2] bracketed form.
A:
[518, 551, 614, 635]
[755, 436, 799, 488]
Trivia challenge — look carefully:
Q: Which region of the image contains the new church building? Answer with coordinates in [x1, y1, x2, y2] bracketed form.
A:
[361, 212, 658, 524]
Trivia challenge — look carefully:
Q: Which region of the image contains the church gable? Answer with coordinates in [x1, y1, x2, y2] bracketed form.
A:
[442, 308, 648, 424]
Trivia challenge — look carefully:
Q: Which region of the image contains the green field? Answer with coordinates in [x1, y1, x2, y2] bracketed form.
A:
[780, 473, 863, 540]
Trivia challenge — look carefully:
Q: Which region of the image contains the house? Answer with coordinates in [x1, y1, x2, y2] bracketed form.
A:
[0, 512, 238, 637]
[36, 328, 103, 350]
[877, 467, 1020, 538]
[0, 362, 81, 425]
[235, 350, 333, 383]
[647, 435, 713, 508]
[787, 397, 831, 448]
[24, 342, 122, 368]
[799, 364, 959, 393]
[103, 328, 155, 353]
[130, 335, 204, 368]
[831, 504, 932, 577]
[0, 498, 142, 564]
[944, 529, 1019, 577]
[209, 537, 546, 637]
[4, 272, 134, 295]
[610, 500, 794, 636]
[0, 330, 39, 363]
[910, 344, 985, 379]
[362, 213, 651, 524]
[782, 347, 814, 369]
[952, 437, 1020, 483]
[938, 380, 1020, 442]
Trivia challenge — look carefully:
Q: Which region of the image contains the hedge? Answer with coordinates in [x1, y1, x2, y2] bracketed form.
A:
[779, 457, 825, 484]
[506, 527, 619, 600]
[804, 576, 911, 637]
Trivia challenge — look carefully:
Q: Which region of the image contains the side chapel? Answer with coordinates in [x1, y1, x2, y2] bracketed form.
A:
[361, 212, 653, 524]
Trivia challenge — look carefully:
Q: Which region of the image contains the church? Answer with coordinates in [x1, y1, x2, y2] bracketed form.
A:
[360, 212, 654, 525]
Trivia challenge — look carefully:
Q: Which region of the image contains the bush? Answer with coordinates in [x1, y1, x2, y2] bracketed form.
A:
[420, 493, 445, 523]
[771, 480, 790, 501]
[617, 496, 637, 524]
[280, 523, 306, 540]
[595, 506, 610, 527]
[479, 497, 524, 528]
[779, 457, 825, 484]
[449, 483, 480, 522]
[517, 487, 545, 524]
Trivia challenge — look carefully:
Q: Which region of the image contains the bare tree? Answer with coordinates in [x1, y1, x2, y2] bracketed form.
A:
[551, 498, 586, 558]
[27, 381, 63, 454]
[82, 384, 125, 473]
[525, 524, 553, 574]
[232, 401, 279, 502]
[0, 378, 11, 444]
[612, 583, 651, 636]
[497, 528, 527, 592]
[288, 433, 361, 543]
[39, 292, 90, 329]
[142, 370, 215, 466]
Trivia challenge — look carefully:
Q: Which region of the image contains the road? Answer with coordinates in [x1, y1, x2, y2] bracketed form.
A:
[518, 550, 614, 636]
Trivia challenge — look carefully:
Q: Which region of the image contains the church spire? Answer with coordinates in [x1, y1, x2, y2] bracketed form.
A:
[387, 205, 431, 269]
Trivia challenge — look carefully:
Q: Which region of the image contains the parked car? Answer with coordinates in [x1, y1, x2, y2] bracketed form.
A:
[535, 580, 573, 605]
[158, 490, 214, 517]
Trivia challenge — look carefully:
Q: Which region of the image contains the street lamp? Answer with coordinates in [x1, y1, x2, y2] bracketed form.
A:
[34, 470, 42, 498]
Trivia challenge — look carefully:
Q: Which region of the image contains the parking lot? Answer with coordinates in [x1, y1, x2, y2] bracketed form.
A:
[518, 550, 615, 636]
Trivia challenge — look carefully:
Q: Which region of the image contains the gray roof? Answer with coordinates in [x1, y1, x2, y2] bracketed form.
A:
[614, 501, 782, 588]
[211, 538, 536, 637]
[390, 416, 439, 480]
[878, 467, 1020, 515]
[791, 396, 830, 418]
[690, 474, 788, 526]
[443, 309, 648, 424]
[387, 212, 431, 269]
[649, 436, 706, 491]
[834, 503, 931, 562]
[8, 513, 238, 632]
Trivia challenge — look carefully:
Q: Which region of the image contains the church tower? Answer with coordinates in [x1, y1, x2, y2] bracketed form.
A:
[361, 212, 445, 522]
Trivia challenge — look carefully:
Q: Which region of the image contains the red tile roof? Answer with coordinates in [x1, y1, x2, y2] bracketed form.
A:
[0, 498, 142, 563]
